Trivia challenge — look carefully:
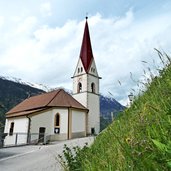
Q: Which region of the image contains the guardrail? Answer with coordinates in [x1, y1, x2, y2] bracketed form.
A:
[1, 133, 51, 148]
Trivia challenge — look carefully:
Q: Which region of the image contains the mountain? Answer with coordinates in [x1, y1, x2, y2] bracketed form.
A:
[100, 95, 125, 130]
[0, 77, 44, 133]
[0, 76, 125, 132]
[100, 95, 125, 118]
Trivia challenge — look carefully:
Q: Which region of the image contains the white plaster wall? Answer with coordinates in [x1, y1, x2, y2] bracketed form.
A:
[52, 108, 68, 134]
[72, 59, 100, 134]
[4, 117, 28, 134]
[88, 59, 99, 77]
[73, 93, 87, 108]
[87, 93, 100, 134]
[73, 92, 100, 134]
[30, 108, 68, 135]
[4, 119, 9, 133]
[87, 74, 99, 93]
[30, 110, 53, 135]
[73, 59, 89, 94]
[4, 117, 28, 146]
[72, 110, 86, 133]
[73, 74, 88, 94]
[73, 58, 86, 76]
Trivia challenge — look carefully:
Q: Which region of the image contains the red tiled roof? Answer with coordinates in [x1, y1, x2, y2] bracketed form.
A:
[6, 108, 46, 118]
[6, 89, 88, 118]
[80, 20, 94, 73]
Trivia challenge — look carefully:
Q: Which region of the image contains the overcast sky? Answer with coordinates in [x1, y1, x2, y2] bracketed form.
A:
[0, 0, 171, 105]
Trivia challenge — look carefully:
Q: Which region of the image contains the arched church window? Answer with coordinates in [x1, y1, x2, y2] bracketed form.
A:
[77, 82, 82, 93]
[91, 83, 95, 93]
[81, 67, 83, 72]
[9, 122, 14, 136]
[54, 113, 60, 134]
[55, 113, 60, 127]
[78, 68, 80, 73]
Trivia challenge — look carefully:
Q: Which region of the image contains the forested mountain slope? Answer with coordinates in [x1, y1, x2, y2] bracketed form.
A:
[0, 77, 44, 132]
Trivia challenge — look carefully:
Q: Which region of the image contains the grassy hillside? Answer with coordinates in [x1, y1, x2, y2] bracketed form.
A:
[61, 52, 171, 170]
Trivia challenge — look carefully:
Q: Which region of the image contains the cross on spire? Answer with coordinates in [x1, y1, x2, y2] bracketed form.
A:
[85, 12, 88, 20]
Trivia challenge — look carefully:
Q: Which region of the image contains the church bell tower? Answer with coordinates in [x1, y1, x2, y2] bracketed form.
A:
[72, 18, 101, 134]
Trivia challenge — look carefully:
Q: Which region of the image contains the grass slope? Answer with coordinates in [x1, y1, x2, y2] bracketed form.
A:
[74, 53, 171, 170]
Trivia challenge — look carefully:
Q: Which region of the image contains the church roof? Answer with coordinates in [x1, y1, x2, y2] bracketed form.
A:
[6, 89, 88, 118]
[80, 19, 94, 73]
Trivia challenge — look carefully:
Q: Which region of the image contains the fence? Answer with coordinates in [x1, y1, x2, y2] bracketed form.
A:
[1, 133, 51, 148]
[0, 133, 7, 148]
[0, 134, 3, 148]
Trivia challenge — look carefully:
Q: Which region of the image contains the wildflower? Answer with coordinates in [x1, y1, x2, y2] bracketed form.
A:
[126, 137, 132, 144]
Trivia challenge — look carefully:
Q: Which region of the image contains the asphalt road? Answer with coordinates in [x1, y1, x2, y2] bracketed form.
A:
[0, 136, 94, 171]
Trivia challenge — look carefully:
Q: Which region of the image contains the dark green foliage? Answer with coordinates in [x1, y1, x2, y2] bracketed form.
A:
[58, 143, 89, 171]
[0, 110, 5, 133]
[100, 116, 112, 131]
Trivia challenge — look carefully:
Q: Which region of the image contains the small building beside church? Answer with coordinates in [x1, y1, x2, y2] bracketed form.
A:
[4, 18, 101, 146]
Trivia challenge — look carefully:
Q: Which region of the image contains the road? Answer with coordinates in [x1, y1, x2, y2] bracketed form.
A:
[0, 136, 94, 171]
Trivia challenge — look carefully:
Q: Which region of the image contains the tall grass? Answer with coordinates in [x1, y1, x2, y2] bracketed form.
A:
[60, 51, 171, 170]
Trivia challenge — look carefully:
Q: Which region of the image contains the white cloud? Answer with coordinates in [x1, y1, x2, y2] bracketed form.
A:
[88, 10, 171, 103]
[40, 2, 52, 16]
[0, 16, 4, 28]
[16, 16, 37, 34]
[0, 8, 171, 105]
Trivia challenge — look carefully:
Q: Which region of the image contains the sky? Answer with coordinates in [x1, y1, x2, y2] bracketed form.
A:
[0, 0, 171, 105]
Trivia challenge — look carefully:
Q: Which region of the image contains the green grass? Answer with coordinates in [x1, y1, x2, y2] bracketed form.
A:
[60, 51, 171, 170]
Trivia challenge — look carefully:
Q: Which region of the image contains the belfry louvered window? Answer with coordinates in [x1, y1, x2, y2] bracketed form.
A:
[78, 82, 82, 93]
[91, 83, 95, 93]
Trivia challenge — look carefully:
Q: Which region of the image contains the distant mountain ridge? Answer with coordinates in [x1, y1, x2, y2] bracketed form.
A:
[100, 95, 125, 118]
[0, 76, 50, 92]
[0, 76, 125, 132]
[0, 77, 45, 132]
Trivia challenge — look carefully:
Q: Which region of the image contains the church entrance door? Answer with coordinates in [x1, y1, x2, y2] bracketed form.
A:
[38, 127, 46, 142]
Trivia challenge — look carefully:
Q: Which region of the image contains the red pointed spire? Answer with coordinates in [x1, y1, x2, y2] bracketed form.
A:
[80, 18, 94, 73]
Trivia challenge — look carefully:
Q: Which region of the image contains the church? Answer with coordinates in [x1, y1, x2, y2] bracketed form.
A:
[4, 18, 101, 146]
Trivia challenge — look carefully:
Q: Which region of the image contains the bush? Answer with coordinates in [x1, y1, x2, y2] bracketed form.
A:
[58, 143, 89, 171]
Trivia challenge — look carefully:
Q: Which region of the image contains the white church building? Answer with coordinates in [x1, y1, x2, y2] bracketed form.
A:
[4, 18, 101, 146]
